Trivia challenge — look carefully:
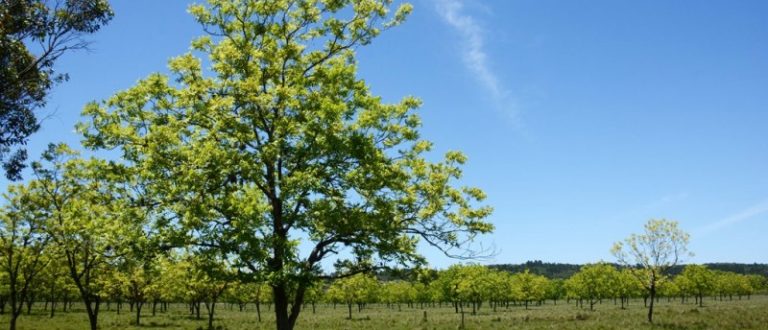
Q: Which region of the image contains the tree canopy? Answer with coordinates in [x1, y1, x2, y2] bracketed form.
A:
[612, 219, 691, 323]
[0, 0, 113, 180]
[77, 1, 493, 329]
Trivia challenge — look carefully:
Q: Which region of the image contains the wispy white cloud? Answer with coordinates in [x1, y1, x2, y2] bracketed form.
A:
[696, 199, 768, 237]
[642, 192, 689, 210]
[433, 0, 519, 122]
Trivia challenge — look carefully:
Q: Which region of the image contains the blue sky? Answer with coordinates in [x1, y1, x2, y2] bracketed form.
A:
[5, 0, 768, 268]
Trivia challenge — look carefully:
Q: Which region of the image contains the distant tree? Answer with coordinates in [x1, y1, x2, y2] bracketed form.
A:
[614, 269, 642, 309]
[679, 265, 714, 307]
[612, 219, 691, 323]
[746, 275, 766, 297]
[0, 0, 113, 180]
[510, 269, 548, 310]
[565, 263, 618, 311]
[327, 274, 379, 320]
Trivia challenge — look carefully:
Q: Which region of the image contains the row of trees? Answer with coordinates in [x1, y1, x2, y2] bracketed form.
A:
[0, 242, 765, 330]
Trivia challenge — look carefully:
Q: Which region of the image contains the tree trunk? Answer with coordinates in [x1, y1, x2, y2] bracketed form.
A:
[647, 285, 656, 323]
[205, 301, 216, 330]
[135, 302, 142, 326]
[84, 298, 100, 330]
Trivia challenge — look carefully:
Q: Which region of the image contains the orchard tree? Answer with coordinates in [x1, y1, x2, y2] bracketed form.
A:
[679, 265, 714, 307]
[0, 183, 51, 330]
[452, 264, 492, 315]
[0, 0, 113, 180]
[31, 143, 138, 330]
[510, 269, 548, 310]
[485, 270, 511, 312]
[565, 263, 619, 311]
[327, 273, 379, 320]
[78, 1, 493, 330]
[612, 219, 691, 323]
[615, 268, 642, 309]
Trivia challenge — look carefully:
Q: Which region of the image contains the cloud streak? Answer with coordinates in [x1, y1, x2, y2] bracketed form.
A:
[696, 199, 768, 237]
[433, 0, 518, 122]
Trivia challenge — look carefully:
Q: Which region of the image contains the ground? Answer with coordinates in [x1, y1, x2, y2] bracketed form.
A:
[1, 295, 767, 329]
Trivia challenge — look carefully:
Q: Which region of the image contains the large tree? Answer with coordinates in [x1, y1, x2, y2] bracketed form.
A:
[612, 219, 691, 323]
[78, 1, 493, 329]
[0, 0, 112, 180]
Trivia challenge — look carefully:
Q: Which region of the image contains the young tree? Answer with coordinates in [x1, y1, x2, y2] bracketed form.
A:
[510, 269, 548, 310]
[32, 143, 137, 330]
[615, 268, 642, 309]
[679, 265, 714, 307]
[0, 0, 113, 180]
[565, 263, 617, 311]
[612, 219, 691, 323]
[0, 183, 51, 330]
[327, 273, 378, 320]
[78, 1, 493, 329]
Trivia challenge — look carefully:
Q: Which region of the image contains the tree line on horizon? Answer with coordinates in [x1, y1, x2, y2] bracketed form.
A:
[489, 261, 768, 280]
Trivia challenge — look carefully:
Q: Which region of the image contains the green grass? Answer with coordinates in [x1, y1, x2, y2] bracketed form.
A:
[2, 295, 767, 329]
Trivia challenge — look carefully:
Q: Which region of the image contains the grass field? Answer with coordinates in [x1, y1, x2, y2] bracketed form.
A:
[2, 295, 767, 329]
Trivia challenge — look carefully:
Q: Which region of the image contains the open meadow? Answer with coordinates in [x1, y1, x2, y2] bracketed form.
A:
[2, 295, 767, 330]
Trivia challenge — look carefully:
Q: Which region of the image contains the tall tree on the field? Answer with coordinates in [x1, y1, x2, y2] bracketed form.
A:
[78, 1, 493, 329]
[0, 0, 113, 180]
[0, 183, 51, 330]
[612, 219, 691, 323]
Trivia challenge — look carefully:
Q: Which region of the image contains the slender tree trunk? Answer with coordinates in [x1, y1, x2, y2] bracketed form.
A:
[135, 302, 142, 326]
[647, 284, 656, 323]
[205, 301, 216, 330]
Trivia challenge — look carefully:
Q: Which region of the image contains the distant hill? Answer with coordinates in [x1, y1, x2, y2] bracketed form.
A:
[488, 261, 582, 279]
[489, 260, 768, 279]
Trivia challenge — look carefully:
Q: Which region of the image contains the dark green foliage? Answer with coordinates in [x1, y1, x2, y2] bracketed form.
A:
[0, 0, 112, 180]
[489, 261, 582, 279]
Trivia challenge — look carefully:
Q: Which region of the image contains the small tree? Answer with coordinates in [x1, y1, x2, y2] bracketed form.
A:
[0, 184, 51, 330]
[679, 265, 714, 307]
[611, 219, 691, 323]
[510, 269, 548, 310]
[567, 263, 618, 311]
[32, 143, 136, 330]
[328, 273, 379, 320]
